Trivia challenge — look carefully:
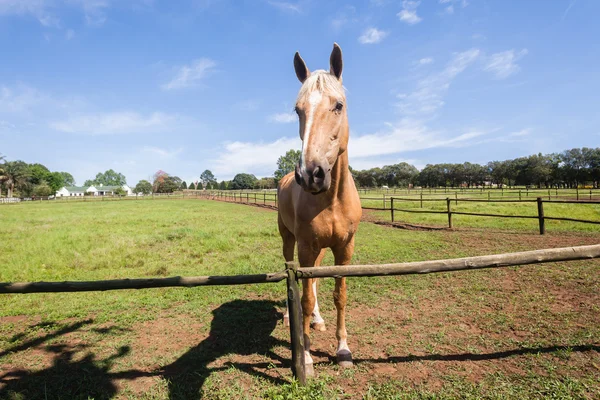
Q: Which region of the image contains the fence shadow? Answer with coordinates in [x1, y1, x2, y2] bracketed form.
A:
[311, 344, 600, 366]
[161, 299, 288, 399]
[0, 319, 129, 400]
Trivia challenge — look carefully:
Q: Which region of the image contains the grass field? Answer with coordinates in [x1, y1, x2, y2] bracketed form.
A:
[1, 199, 599, 399]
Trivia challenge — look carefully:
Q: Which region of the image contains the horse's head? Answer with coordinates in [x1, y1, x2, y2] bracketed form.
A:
[293, 43, 348, 195]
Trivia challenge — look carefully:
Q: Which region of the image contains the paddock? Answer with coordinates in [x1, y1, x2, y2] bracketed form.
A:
[1, 200, 599, 398]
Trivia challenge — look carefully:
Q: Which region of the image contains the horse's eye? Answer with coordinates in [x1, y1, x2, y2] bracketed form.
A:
[334, 101, 344, 112]
[294, 106, 300, 115]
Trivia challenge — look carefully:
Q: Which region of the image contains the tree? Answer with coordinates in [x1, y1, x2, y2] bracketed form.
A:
[153, 171, 182, 193]
[32, 181, 53, 197]
[0, 161, 30, 197]
[275, 149, 301, 181]
[46, 171, 66, 192]
[84, 169, 127, 187]
[181, 181, 188, 190]
[59, 172, 75, 186]
[114, 187, 126, 196]
[256, 177, 276, 189]
[200, 170, 216, 187]
[188, 182, 196, 190]
[29, 163, 50, 185]
[230, 173, 257, 190]
[219, 180, 227, 190]
[134, 180, 152, 194]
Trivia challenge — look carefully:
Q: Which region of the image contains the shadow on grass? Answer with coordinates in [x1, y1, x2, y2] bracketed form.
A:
[311, 344, 600, 365]
[160, 299, 288, 399]
[0, 319, 129, 400]
[0, 300, 287, 399]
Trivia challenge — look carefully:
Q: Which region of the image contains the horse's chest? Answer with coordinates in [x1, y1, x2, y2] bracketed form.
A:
[306, 211, 357, 246]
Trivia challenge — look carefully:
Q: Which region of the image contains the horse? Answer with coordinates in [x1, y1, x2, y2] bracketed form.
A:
[277, 43, 362, 376]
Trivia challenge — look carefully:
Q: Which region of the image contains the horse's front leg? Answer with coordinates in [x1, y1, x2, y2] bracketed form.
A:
[332, 236, 355, 368]
[297, 242, 322, 377]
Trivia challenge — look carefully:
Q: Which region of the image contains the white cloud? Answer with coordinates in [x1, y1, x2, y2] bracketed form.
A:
[484, 49, 528, 79]
[236, 99, 261, 111]
[562, 0, 577, 20]
[0, 84, 49, 114]
[77, 0, 109, 26]
[349, 119, 490, 160]
[397, 0, 422, 24]
[267, 1, 301, 13]
[66, 29, 75, 39]
[331, 6, 357, 31]
[398, 48, 480, 116]
[211, 137, 300, 178]
[358, 27, 388, 44]
[210, 121, 494, 178]
[418, 57, 434, 65]
[0, 0, 112, 27]
[161, 58, 217, 90]
[142, 146, 183, 158]
[268, 112, 297, 123]
[445, 5, 454, 14]
[50, 111, 175, 134]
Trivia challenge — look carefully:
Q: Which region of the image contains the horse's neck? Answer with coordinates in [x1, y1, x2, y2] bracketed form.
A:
[328, 151, 352, 200]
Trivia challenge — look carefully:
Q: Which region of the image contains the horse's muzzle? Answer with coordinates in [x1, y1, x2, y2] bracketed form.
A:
[295, 161, 331, 194]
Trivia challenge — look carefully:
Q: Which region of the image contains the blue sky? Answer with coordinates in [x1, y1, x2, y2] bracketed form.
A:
[1, 0, 598, 185]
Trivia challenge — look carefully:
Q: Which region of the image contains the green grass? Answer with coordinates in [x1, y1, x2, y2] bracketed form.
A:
[359, 194, 600, 233]
[0, 199, 599, 399]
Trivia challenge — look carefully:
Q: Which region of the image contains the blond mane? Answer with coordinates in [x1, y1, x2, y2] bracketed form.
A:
[297, 70, 345, 103]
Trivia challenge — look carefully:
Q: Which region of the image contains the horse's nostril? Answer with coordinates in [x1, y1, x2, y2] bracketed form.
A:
[313, 166, 325, 180]
[295, 165, 303, 185]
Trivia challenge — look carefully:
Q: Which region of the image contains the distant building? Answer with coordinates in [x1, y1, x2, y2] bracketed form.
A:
[55, 184, 133, 197]
[55, 186, 87, 197]
[86, 184, 133, 196]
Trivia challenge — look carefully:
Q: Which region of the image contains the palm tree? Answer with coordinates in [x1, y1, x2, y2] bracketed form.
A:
[0, 161, 30, 198]
[0, 154, 6, 197]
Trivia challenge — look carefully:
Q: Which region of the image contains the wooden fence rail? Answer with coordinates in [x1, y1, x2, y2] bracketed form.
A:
[1, 244, 599, 384]
[388, 196, 600, 234]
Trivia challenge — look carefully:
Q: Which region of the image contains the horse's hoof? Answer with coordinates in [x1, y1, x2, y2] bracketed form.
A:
[311, 321, 327, 332]
[337, 350, 353, 368]
[304, 363, 315, 377]
[283, 316, 289, 327]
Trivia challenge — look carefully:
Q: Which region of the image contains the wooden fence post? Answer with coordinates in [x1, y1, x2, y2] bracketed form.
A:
[537, 197, 545, 235]
[519, 190, 522, 201]
[383, 194, 386, 210]
[264, 193, 266, 205]
[577, 187, 579, 201]
[447, 197, 452, 228]
[420, 193, 423, 208]
[285, 262, 306, 385]
[455, 192, 458, 205]
[391, 197, 394, 222]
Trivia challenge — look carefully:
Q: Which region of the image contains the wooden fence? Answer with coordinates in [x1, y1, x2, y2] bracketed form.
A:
[2, 244, 600, 384]
[386, 196, 600, 234]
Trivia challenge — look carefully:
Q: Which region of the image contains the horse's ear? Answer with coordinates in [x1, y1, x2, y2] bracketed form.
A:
[294, 52, 310, 83]
[330, 43, 343, 80]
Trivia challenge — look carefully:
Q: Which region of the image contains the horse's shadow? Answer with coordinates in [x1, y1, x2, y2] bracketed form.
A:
[161, 299, 288, 399]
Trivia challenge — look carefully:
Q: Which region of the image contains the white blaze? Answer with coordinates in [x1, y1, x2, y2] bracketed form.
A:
[300, 90, 323, 173]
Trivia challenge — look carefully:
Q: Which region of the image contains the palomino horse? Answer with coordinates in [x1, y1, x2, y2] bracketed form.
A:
[278, 43, 362, 376]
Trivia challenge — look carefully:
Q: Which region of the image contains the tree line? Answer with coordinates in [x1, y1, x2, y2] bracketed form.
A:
[0, 156, 75, 197]
[3, 146, 598, 197]
[352, 147, 600, 189]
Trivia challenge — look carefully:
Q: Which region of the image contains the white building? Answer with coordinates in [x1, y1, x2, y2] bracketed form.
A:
[56, 184, 133, 197]
[55, 186, 87, 197]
